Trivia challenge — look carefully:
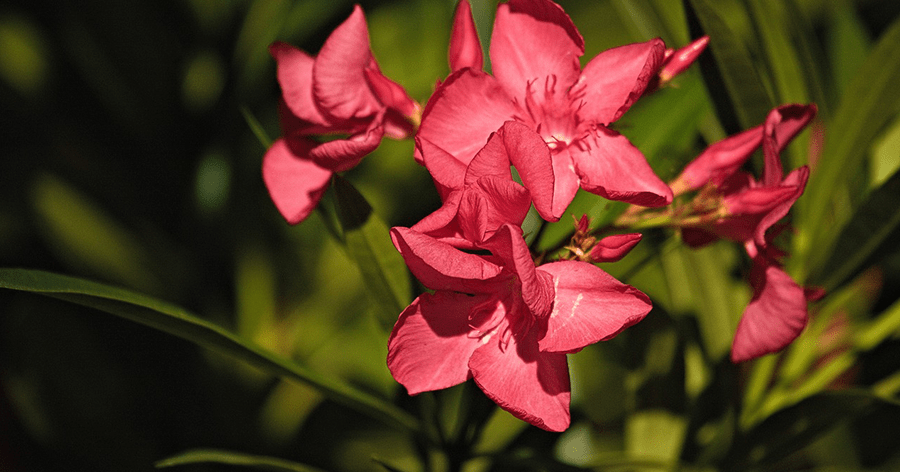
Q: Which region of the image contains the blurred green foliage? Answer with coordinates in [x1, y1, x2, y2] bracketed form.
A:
[1, 0, 900, 471]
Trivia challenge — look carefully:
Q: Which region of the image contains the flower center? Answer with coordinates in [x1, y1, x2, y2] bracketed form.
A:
[514, 75, 585, 150]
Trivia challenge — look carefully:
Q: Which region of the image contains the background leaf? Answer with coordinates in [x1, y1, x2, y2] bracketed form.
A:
[0, 268, 419, 433]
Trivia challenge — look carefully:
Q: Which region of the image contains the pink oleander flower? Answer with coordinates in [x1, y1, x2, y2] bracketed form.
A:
[263, 5, 420, 224]
[672, 104, 816, 248]
[417, 0, 697, 220]
[387, 220, 652, 431]
[668, 104, 819, 362]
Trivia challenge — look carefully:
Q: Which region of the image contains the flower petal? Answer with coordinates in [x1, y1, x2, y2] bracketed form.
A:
[469, 322, 571, 432]
[731, 259, 809, 362]
[753, 166, 809, 248]
[411, 176, 531, 248]
[483, 224, 554, 318]
[762, 104, 817, 186]
[308, 121, 384, 172]
[449, 0, 483, 72]
[262, 138, 333, 225]
[575, 39, 665, 125]
[549, 147, 581, 218]
[313, 5, 382, 121]
[387, 291, 487, 395]
[537, 261, 651, 353]
[391, 226, 504, 293]
[673, 125, 763, 193]
[418, 69, 518, 166]
[500, 121, 558, 222]
[573, 127, 673, 207]
[490, 0, 584, 102]
[269, 42, 330, 126]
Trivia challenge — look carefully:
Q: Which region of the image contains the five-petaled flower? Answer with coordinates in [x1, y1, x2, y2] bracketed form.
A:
[388, 221, 652, 431]
[416, 0, 705, 220]
[263, 5, 420, 224]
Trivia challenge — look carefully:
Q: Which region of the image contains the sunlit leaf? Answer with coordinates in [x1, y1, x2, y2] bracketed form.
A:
[156, 448, 326, 472]
[332, 176, 411, 331]
[0, 268, 419, 433]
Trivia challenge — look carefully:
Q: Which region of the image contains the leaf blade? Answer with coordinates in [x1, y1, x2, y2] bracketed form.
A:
[0, 268, 419, 433]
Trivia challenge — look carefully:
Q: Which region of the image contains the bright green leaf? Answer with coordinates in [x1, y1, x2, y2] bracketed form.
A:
[0, 268, 419, 433]
[156, 448, 326, 472]
[332, 176, 411, 331]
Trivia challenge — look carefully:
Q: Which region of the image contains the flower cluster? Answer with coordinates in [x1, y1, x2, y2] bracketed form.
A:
[262, 0, 817, 431]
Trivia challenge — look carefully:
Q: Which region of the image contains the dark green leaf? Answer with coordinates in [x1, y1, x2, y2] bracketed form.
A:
[814, 167, 900, 292]
[725, 390, 900, 470]
[332, 176, 411, 331]
[798, 15, 900, 277]
[156, 449, 327, 472]
[0, 268, 419, 433]
[685, 0, 773, 133]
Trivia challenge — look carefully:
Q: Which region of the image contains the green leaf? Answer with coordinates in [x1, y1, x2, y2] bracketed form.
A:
[813, 167, 900, 292]
[0, 268, 419, 433]
[726, 390, 900, 470]
[332, 176, 411, 331]
[156, 449, 326, 472]
[684, 0, 773, 132]
[798, 15, 900, 279]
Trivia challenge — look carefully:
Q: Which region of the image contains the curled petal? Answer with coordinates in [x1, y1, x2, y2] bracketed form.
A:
[391, 227, 504, 293]
[417, 136, 467, 198]
[449, 0, 483, 72]
[269, 42, 330, 126]
[762, 104, 817, 185]
[464, 121, 558, 222]
[412, 176, 532, 248]
[589, 233, 642, 263]
[573, 127, 673, 207]
[674, 125, 763, 193]
[262, 138, 333, 225]
[731, 259, 809, 362]
[501, 122, 558, 222]
[387, 292, 487, 394]
[308, 121, 384, 172]
[490, 0, 584, 102]
[575, 38, 666, 125]
[538, 261, 651, 353]
[550, 147, 581, 218]
[418, 69, 518, 166]
[313, 5, 382, 121]
[483, 224, 554, 318]
[753, 166, 809, 248]
[364, 66, 419, 123]
[469, 324, 571, 432]
[724, 185, 799, 217]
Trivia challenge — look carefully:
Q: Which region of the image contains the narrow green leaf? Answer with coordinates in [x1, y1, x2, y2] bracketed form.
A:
[332, 176, 411, 331]
[813, 167, 900, 292]
[727, 390, 898, 470]
[156, 449, 326, 472]
[798, 16, 900, 278]
[684, 0, 773, 132]
[0, 268, 419, 433]
[241, 106, 272, 149]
